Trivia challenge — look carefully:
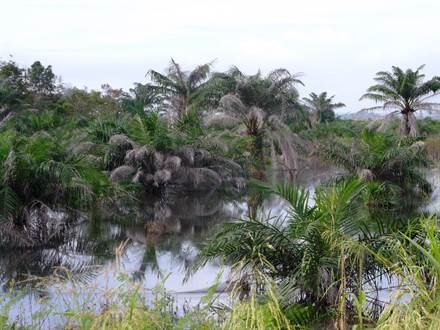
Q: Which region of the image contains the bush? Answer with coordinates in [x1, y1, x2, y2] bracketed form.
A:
[417, 117, 440, 136]
[425, 134, 440, 162]
[299, 119, 367, 141]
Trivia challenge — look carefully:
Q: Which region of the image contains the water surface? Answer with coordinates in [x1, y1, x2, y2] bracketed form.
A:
[2, 166, 439, 327]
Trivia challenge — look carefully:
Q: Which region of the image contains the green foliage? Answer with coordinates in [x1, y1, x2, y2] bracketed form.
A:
[0, 270, 298, 330]
[197, 177, 439, 328]
[121, 82, 160, 115]
[197, 178, 374, 311]
[425, 134, 440, 162]
[0, 60, 29, 111]
[26, 61, 56, 95]
[147, 58, 214, 119]
[61, 88, 120, 114]
[360, 65, 440, 136]
[0, 60, 59, 114]
[303, 91, 345, 126]
[88, 115, 128, 143]
[299, 119, 367, 140]
[234, 68, 303, 115]
[418, 117, 440, 136]
[373, 215, 440, 329]
[174, 110, 205, 145]
[128, 111, 173, 151]
[0, 132, 114, 243]
[283, 303, 333, 328]
[2, 57, 440, 329]
[11, 110, 63, 134]
[321, 128, 431, 201]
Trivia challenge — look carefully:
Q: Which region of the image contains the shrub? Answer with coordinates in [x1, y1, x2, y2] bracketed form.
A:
[425, 134, 440, 162]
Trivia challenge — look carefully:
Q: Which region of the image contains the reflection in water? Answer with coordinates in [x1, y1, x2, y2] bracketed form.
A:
[0, 190, 251, 325]
[0, 191, 247, 286]
[2, 165, 436, 326]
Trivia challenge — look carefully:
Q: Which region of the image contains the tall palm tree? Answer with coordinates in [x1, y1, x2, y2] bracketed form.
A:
[216, 69, 304, 176]
[213, 67, 303, 115]
[360, 65, 440, 136]
[302, 92, 345, 126]
[147, 58, 213, 120]
[235, 68, 303, 113]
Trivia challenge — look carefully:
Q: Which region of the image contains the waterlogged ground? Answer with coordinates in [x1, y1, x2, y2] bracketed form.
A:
[1, 166, 440, 328]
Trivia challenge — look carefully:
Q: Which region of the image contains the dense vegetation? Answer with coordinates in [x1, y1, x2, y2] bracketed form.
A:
[1, 59, 440, 329]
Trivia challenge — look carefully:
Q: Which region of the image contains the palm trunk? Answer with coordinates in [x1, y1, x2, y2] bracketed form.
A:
[248, 132, 265, 179]
[247, 134, 264, 219]
[334, 253, 347, 330]
[404, 112, 411, 136]
[401, 111, 418, 137]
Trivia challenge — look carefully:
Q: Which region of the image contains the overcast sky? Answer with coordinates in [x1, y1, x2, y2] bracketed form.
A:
[1, 0, 439, 113]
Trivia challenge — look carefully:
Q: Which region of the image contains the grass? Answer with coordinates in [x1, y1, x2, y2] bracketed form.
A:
[0, 268, 295, 330]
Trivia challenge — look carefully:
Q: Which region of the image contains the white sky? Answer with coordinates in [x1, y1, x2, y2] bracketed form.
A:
[1, 0, 439, 113]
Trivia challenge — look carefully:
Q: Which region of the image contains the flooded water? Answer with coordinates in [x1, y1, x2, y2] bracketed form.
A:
[0, 191, 248, 326]
[1, 166, 439, 327]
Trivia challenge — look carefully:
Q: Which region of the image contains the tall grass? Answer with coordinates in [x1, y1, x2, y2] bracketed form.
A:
[373, 214, 440, 330]
[0, 269, 295, 330]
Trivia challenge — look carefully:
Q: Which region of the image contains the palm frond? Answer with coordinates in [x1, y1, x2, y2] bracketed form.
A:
[0, 187, 21, 221]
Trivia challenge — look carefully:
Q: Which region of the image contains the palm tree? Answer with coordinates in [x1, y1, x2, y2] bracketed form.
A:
[303, 92, 345, 126]
[360, 65, 440, 136]
[213, 67, 303, 115]
[121, 82, 161, 115]
[147, 58, 213, 120]
[215, 69, 304, 176]
[320, 129, 431, 204]
[0, 132, 108, 247]
[196, 178, 390, 328]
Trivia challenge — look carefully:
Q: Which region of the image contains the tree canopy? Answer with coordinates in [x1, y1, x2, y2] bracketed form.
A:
[360, 65, 440, 136]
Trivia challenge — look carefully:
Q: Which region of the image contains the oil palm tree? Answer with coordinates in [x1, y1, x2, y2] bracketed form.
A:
[0, 132, 108, 247]
[147, 58, 214, 120]
[121, 82, 162, 115]
[196, 178, 387, 329]
[217, 94, 300, 177]
[360, 65, 440, 136]
[212, 67, 303, 116]
[320, 129, 431, 204]
[303, 92, 345, 126]
[235, 68, 303, 113]
[215, 69, 304, 176]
